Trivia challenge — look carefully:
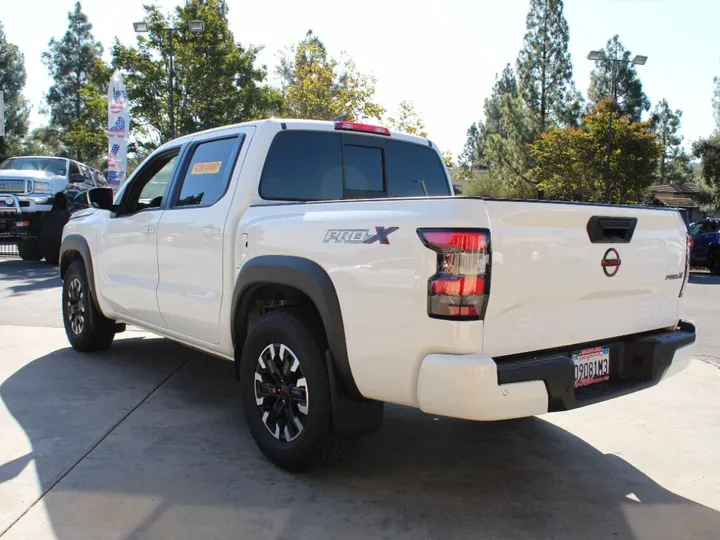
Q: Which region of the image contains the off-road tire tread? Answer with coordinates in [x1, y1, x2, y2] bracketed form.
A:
[63, 260, 115, 352]
[239, 309, 353, 472]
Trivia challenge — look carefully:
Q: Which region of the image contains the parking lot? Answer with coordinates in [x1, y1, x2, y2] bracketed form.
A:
[0, 258, 719, 540]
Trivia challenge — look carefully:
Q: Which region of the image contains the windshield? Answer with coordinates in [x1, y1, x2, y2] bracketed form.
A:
[0, 157, 67, 177]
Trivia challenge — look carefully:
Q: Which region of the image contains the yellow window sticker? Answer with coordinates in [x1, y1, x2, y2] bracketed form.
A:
[191, 161, 222, 175]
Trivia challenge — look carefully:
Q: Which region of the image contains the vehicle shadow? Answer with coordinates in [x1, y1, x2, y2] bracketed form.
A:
[0, 259, 60, 295]
[1, 337, 718, 540]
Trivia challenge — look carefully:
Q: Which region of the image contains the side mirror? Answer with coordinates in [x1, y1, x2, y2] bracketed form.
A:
[87, 187, 114, 210]
[69, 173, 86, 183]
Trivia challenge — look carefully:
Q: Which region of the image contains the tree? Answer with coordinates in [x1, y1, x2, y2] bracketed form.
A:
[694, 136, 720, 191]
[588, 35, 650, 123]
[386, 100, 427, 137]
[484, 64, 518, 136]
[459, 121, 487, 171]
[277, 30, 384, 121]
[516, 0, 581, 130]
[42, 2, 107, 163]
[0, 22, 31, 160]
[713, 75, 720, 131]
[530, 100, 659, 203]
[651, 99, 692, 183]
[113, 0, 280, 150]
[485, 94, 540, 196]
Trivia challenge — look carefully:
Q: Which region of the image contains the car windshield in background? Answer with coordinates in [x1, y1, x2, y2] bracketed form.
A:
[0, 157, 67, 177]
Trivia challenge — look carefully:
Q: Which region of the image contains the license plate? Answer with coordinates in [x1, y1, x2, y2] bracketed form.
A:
[572, 347, 610, 388]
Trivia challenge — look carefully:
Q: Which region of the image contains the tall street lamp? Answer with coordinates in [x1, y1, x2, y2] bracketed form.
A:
[587, 49, 647, 203]
[134, 19, 205, 140]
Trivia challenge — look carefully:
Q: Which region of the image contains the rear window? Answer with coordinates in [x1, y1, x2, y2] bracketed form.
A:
[259, 130, 450, 201]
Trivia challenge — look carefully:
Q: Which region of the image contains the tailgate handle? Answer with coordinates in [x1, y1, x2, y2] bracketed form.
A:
[586, 216, 637, 243]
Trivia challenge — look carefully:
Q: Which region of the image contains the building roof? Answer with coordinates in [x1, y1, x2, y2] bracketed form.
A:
[652, 194, 699, 208]
[649, 183, 703, 195]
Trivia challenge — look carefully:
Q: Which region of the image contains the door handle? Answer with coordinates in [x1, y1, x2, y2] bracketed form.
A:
[142, 226, 156, 234]
[201, 227, 220, 235]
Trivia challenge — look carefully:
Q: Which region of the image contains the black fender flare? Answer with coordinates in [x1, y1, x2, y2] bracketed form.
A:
[59, 234, 104, 327]
[231, 255, 361, 400]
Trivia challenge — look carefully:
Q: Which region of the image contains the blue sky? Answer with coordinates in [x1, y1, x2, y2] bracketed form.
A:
[2, 0, 718, 158]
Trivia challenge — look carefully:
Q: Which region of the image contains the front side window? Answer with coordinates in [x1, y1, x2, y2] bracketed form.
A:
[172, 136, 242, 208]
[118, 150, 180, 215]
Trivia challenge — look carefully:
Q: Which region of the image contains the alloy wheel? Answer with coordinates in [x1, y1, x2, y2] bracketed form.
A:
[254, 343, 309, 443]
[67, 278, 85, 335]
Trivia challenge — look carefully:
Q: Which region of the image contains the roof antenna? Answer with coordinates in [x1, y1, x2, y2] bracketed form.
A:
[334, 114, 348, 122]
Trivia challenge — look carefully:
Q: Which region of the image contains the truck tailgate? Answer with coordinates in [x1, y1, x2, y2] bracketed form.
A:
[481, 200, 688, 357]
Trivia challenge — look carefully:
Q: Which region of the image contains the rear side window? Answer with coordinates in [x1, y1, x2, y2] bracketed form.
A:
[173, 136, 243, 208]
[260, 131, 342, 201]
[259, 130, 450, 201]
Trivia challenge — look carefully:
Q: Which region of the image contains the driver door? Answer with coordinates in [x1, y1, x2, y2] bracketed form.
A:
[97, 148, 182, 328]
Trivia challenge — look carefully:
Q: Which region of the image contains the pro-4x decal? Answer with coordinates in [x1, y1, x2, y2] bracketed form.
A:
[324, 227, 399, 245]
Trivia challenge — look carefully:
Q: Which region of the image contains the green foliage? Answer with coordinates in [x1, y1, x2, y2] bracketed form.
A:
[386, 100, 427, 137]
[42, 2, 107, 163]
[694, 136, 720, 191]
[0, 22, 31, 159]
[516, 0, 581, 130]
[651, 99, 692, 184]
[714, 75, 720, 131]
[19, 126, 65, 157]
[588, 35, 650, 123]
[459, 121, 487, 171]
[113, 0, 280, 149]
[277, 30, 384, 121]
[484, 64, 518, 137]
[485, 94, 540, 193]
[531, 100, 659, 203]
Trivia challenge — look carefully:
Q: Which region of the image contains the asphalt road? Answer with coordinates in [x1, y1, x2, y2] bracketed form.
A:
[1, 258, 719, 540]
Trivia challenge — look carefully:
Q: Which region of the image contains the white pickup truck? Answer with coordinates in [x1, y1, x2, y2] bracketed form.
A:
[59, 118, 697, 471]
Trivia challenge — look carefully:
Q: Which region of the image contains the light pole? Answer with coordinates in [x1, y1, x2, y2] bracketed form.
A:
[587, 49, 647, 203]
[134, 19, 205, 140]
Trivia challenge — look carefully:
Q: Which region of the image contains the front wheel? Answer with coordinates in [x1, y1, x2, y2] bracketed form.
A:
[17, 240, 42, 261]
[62, 260, 116, 352]
[239, 309, 353, 471]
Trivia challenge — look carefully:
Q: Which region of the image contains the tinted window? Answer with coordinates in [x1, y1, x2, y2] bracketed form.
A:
[69, 162, 80, 176]
[344, 145, 383, 196]
[174, 137, 241, 207]
[260, 131, 342, 201]
[385, 140, 450, 197]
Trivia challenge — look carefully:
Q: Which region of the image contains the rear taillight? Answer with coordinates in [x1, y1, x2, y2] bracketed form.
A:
[418, 228, 491, 320]
[680, 233, 691, 298]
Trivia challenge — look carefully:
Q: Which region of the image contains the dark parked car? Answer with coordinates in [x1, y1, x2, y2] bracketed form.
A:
[689, 217, 720, 274]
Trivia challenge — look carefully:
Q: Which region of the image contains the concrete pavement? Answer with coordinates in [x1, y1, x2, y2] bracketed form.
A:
[0, 259, 719, 539]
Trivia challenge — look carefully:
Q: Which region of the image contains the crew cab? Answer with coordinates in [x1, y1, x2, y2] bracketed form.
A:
[58, 119, 697, 471]
[0, 156, 108, 263]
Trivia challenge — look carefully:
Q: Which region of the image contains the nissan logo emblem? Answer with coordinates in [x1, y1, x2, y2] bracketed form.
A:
[601, 248, 621, 277]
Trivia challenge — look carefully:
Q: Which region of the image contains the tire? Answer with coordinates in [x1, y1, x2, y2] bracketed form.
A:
[39, 210, 69, 265]
[709, 251, 720, 276]
[239, 309, 353, 472]
[17, 240, 42, 261]
[62, 260, 116, 352]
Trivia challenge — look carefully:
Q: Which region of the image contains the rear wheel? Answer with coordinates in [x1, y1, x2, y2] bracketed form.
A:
[62, 260, 116, 352]
[17, 240, 42, 261]
[239, 309, 353, 471]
